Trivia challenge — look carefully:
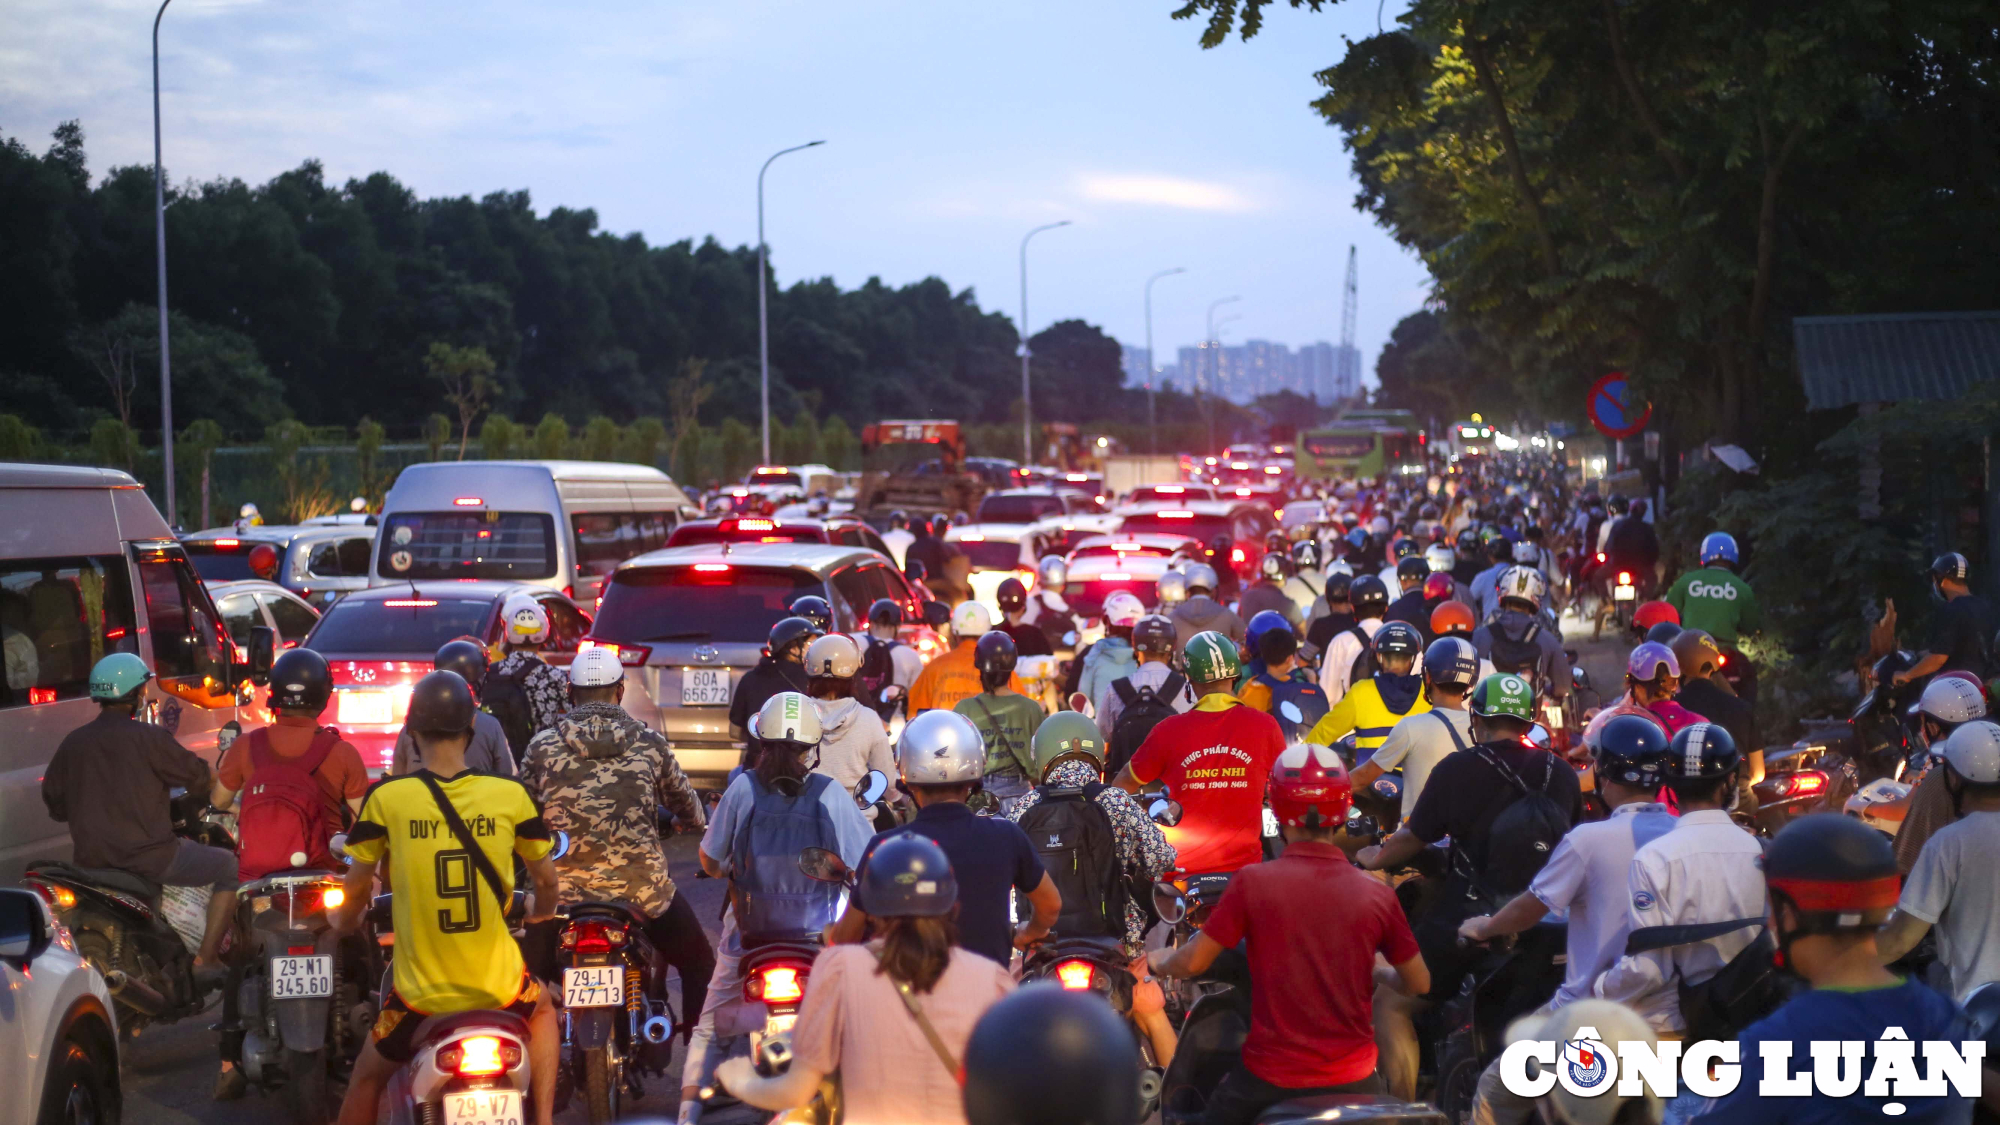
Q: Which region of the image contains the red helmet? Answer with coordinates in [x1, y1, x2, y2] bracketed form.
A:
[1633, 600, 1680, 631]
[1430, 600, 1477, 637]
[1267, 743, 1353, 830]
[1422, 572, 1454, 602]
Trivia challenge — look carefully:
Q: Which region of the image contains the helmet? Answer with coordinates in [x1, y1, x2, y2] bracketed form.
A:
[903, 557, 928, 584]
[1941, 720, 2000, 784]
[1037, 555, 1068, 590]
[1454, 528, 1480, 556]
[962, 989, 1141, 1125]
[889, 509, 910, 530]
[567, 645, 625, 688]
[1207, 533, 1234, 562]
[1668, 629, 1722, 679]
[1700, 532, 1740, 568]
[1263, 530, 1288, 554]
[1030, 710, 1105, 778]
[768, 616, 819, 657]
[856, 832, 958, 917]
[1430, 600, 1477, 637]
[996, 577, 1029, 614]
[433, 638, 489, 687]
[1632, 601, 1680, 632]
[1919, 674, 1988, 726]
[1133, 614, 1176, 657]
[973, 630, 1018, 677]
[867, 597, 903, 629]
[501, 594, 551, 646]
[930, 514, 953, 538]
[1665, 722, 1740, 780]
[1183, 630, 1242, 684]
[1422, 637, 1479, 690]
[1154, 568, 1190, 607]
[1324, 571, 1355, 603]
[1606, 493, 1628, 516]
[754, 691, 821, 747]
[1351, 575, 1390, 617]
[1266, 743, 1353, 829]
[951, 600, 994, 638]
[1245, 611, 1292, 656]
[268, 648, 334, 712]
[1102, 590, 1146, 628]
[88, 651, 154, 703]
[1292, 539, 1321, 571]
[1469, 673, 1535, 724]
[1395, 555, 1430, 584]
[1594, 714, 1673, 789]
[1181, 561, 1219, 595]
[1497, 566, 1546, 610]
[1933, 551, 1971, 584]
[789, 595, 835, 634]
[804, 633, 863, 679]
[1643, 621, 1683, 646]
[1511, 541, 1540, 566]
[407, 669, 477, 736]
[897, 709, 985, 785]
[1763, 813, 1900, 953]
[1373, 621, 1424, 659]
[1259, 551, 1290, 582]
[1509, 1000, 1662, 1125]
[1627, 641, 1680, 683]
[1424, 543, 1454, 573]
[1391, 537, 1419, 561]
[1422, 572, 1454, 602]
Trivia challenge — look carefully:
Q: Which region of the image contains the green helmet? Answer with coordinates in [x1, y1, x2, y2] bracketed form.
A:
[1183, 630, 1242, 685]
[1030, 710, 1105, 779]
[89, 652, 153, 702]
[1469, 672, 1535, 723]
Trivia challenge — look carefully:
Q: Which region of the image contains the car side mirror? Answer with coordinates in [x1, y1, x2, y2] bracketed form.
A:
[0, 888, 52, 967]
[799, 846, 853, 885]
[247, 625, 277, 684]
[922, 601, 951, 628]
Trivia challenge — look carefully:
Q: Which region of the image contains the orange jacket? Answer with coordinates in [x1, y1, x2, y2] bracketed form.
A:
[909, 640, 1027, 714]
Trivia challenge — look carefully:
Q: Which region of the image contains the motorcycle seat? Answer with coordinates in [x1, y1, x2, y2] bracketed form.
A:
[31, 861, 162, 902]
[1043, 934, 1125, 958]
[569, 900, 649, 928]
[1256, 1094, 1447, 1123]
[412, 1007, 532, 1051]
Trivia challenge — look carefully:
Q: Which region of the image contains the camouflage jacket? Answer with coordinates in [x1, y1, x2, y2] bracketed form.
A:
[520, 702, 704, 916]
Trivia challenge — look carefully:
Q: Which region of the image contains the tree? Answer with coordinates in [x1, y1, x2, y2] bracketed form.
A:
[533, 413, 570, 460]
[89, 417, 135, 474]
[0, 414, 39, 459]
[179, 418, 225, 528]
[355, 417, 388, 506]
[480, 415, 522, 460]
[718, 417, 755, 485]
[422, 413, 452, 462]
[820, 415, 858, 471]
[426, 342, 495, 459]
[581, 416, 620, 461]
[265, 419, 336, 523]
[621, 417, 666, 467]
[69, 305, 149, 432]
[667, 358, 713, 471]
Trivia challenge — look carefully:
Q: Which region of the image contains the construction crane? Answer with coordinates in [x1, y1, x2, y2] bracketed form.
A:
[1338, 245, 1359, 402]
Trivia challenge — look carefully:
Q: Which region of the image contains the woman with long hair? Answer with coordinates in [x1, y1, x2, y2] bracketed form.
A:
[714, 833, 1014, 1125]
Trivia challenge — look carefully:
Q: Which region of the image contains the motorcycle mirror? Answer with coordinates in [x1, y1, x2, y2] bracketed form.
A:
[922, 601, 951, 628]
[1279, 700, 1304, 725]
[1149, 798, 1184, 827]
[550, 830, 571, 861]
[1063, 631, 1080, 647]
[328, 833, 349, 862]
[798, 846, 853, 884]
[1152, 882, 1186, 925]
[1069, 691, 1091, 715]
[855, 770, 889, 808]
[879, 684, 905, 704]
[246, 625, 277, 684]
[216, 719, 242, 755]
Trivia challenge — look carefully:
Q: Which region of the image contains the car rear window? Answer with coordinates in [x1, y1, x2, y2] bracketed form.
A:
[305, 598, 493, 654]
[592, 566, 828, 646]
[378, 513, 556, 580]
[1117, 512, 1232, 541]
[976, 495, 1064, 524]
[955, 540, 1026, 570]
[184, 541, 278, 582]
[666, 524, 826, 547]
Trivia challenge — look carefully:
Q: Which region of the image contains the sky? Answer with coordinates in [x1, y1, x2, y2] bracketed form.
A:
[1, 0, 1431, 389]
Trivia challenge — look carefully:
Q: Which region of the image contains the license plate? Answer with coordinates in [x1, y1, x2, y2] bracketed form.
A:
[443, 1089, 523, 1125]
[270, 955, 332, 1000]
[562, 965, 623, 1008]
[338, 689, 393, 725]
[765, 1011, 798, 1035]
[1261, 807, 1279, 837]
[1613, 584, 1637, 602]
[682, 667, 731, 707]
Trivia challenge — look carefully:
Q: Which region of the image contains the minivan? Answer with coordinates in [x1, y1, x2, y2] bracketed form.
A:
[373, 460, 699, 606]
[0, 464, 270, 884]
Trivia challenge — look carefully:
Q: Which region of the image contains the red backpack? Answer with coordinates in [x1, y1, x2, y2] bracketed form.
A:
[236, 727, 340, 881]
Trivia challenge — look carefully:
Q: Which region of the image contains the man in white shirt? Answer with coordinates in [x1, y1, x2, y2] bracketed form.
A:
[1354, 637, 1477, 825]
[1875, 719, 2000, 1000]
[1318, 576, 1387, 705]
[879, 511, 915, 568]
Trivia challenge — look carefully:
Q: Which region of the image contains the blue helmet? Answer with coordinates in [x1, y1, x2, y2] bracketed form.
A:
[1245, 610, 1292, 656]
[1594, 714, 1672, 789]
[1699, 532, 1739, 568]
[858, 832, 957, 918]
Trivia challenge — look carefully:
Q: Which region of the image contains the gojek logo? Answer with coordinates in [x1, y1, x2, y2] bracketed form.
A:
[1500, 1028, 1987, 1110]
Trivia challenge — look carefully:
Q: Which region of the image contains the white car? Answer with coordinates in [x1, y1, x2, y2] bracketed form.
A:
[0, 887, 119, 1125]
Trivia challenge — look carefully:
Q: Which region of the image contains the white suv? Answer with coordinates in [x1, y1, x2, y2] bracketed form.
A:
[0, 887, 119, 1125]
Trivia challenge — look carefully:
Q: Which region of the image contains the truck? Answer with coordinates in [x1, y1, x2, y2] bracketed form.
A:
[1101, 454, 1185, 501]
[855, 420, 989, 523]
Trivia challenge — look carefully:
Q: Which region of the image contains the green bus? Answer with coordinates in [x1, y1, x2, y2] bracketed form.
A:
[1296, 423, 1424, 482]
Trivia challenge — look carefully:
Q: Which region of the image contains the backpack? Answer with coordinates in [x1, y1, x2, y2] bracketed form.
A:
[1625, 916, 1797, 1043]
[1108, 672, 1185, 777]
[1346, 625, 1378, 690]
[1261, 674, 1329, 740]
[237, 727, 341, 881]
[1486, 619, 1544, 678]
[482, 662, 537, 765]
[854, 636, 899, 719]
[729, 772, 844, 945]
[1458, 745, 1569, 899]
[1017, 784, 1122, 940]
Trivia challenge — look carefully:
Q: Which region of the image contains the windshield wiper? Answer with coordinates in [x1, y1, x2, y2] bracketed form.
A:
[640, 630, 712, 641]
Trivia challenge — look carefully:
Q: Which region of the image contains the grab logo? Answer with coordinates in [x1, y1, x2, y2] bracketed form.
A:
[1688, 582, 1738, 600]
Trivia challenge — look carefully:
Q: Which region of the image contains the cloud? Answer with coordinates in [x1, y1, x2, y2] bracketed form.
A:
[1077, 173, 1255, 212]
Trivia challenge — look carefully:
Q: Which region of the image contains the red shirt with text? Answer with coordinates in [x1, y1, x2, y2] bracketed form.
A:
[1127, 696, 1284, 875]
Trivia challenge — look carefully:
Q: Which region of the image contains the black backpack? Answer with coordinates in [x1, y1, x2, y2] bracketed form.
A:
[1486, 619, 1544, 678]
[1346, 624, 1377, 690]
[854, 637, 899, 719]
[1017, 784, 1122, 940]
[482, 662, 537, 766]
[1459, 746, 1570, 898]
[1108, 673, 1184, 777]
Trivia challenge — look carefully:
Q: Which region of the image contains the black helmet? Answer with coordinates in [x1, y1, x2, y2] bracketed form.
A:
[962, 988, 1141, 1125]
[1263, 530, 1287, 554]
[889, 509, 910, 530]
[1664, 721, 1740, 780]
[433, 638, 489, 689]
[1133, 614, 1177, 657]
[789, 594, 835, 634]
[1643, 621, 1683, 646]
[1933, 552, 1971, 584]
[1325, 571, 1355, 603]
[903, 557, 928, 584]
[1395, 555, 1430, 583]
[996, 577, 1029, 614]
[1454, 527, 1480, 557]
[1373, 621, 1424, 658]
[768, 616, 819, 657]
[1594, 714, 1672, 790]
[268, 648, 333, 713]
[1606, 493, 1628, 516]
[930, 514, 953, 538]
[1351, 574, 1390, 617]
[1206, 532, 1233, 559]
[407, 669, 476, 737]
[868, 597, 903, 629]
[1391, 537, 1420, 561]
[973, 630, 1018, 676]
[1763, 813, 1900, 961]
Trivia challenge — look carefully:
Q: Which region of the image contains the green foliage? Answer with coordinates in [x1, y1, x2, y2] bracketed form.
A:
[819, 415, 858, 472]
[532, 413, 570, 460]
[0, 414, 41, 459]
[581, 415, 620, 461]
[479, 415, 522, 461]
[89, 417, 134, 472]
[425, 342, 496, 458]
[621, 417, 666, 467]
[422, 414, 452, 461]
[782, 412, 821, 466]
[717, 418, 755, 485]
[178, 418, 226, 525]
[354, 417, 388, 503]
[263, 419, 338, 523]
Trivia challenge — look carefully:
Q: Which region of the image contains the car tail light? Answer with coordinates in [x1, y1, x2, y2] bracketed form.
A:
[29, 687, 56, 705]
[1055, 960, 1095, 990]
[439, 1035, 520, 1077]
[580, 640, 651, 666]
[1157, 485, 1184, 494]
[1100, 573, 1131, 582]
[693, 563, 731, 573]
[384, 599, 438, 608]
[737, 518, 776, 531]
[453, 497, 483, 507]
[1231, 548, 1247, 564]
[746, 965, 805, 1003]
[1264, 465, 1282, 475]
[213, 538, 241, 548]
[961, 533, 985, 542]
[1159, 511, 1194, 520]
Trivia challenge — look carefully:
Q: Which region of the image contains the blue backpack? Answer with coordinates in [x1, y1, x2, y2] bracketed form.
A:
[729, 772, 844, 944]
[1259, 672, 1329, 739]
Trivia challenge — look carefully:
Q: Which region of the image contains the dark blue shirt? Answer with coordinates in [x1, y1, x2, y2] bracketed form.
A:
[856, 801, 1045, 966]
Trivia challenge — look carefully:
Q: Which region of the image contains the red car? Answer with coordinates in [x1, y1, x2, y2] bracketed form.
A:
[1113, 501, 1278, 583]
[1065, 533, 1205, 565]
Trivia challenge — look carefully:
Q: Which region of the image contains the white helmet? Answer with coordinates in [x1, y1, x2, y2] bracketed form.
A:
[567, 646, 625, 688]
[1154, 569, 1190, 607]
[1181, 561, 1219, 595]
[1512, 540, 1541, 565]
[1498, 566, 1547, 610]
[1037, 555, 1068, 591]
[500, 594, 551, 646]
[1507, 1000, 1663, 1125]
[1323, 558, 1354, 581]
[803, 633, 863, 679]
[1103, 590, 1145, 628]
[1919, 675, 1988, 726]
[1424, 544, 1454, 573]
[1942, 720, 2000, 785]
[752, 691, 822, 747]
[950, 601, 993, 639]
[896, 709, 986, 785]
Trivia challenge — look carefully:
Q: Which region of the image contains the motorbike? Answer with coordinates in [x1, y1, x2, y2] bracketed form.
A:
[1019, 933, 1168, 1118]
[553, 901, 676, 1124]
[1431, 922, 1569, 1123]
[1754, 650, 1921, 834]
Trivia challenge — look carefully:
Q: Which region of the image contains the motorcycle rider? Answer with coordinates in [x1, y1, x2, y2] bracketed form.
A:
[729, 615, 817, 743]
[1170, 561, 1247, 649]
[1467, 538, 1521, 622]
[1893, 672, 1991, 874]
[1894, 552, 1996, 686]
[1308, 621, 1432, 757]
[1153, 565, 1191, 615]
[1238, 551, 1303, 627]
[1450, 528, 1487, 590]
[1877, 719, 2000, 1001]
[880, 509, 915, 568]
[1459, 714, 1677, 1125]
[953, 631, 1046, 806]
[1283, 538, 1326, 621]
[1022, 555, 1079, 651]
[1472, 566, 1572, 701]
[518, 646, 712, 1068]
[1380, 555, 1434, 629]
[907, 513, 970, 604]
[802, 633, 898, 794]
[911, 601, 1022, 715]
[992, 576, 1054, 657]
[1206, 532, 1243, 603]
[1351, 636, 1477, 826]
[1602, 497, 1660, 596]
[1663, 532, 1763, 700]
[330, 670, 562, 1125]
[1101, 613, 1194, 736]
[388, 638, 517, 776]
[1619, 641, 1703, 734]
[1238, 628, 1328, 740]
[1319, 574, 1389, 704]
[858, 597, 922, 721]
[1669, 629, 1755, 765]
[1303, 569, 1358, 658]
[212, 646, 370, 841]
[1078, 590, 1146, 718]
[486, 595, 570, 764]
[1150, 743, 1428, 1125]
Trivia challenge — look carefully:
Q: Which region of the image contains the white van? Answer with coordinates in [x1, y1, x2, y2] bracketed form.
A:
[1, 464, 265, 884]
[374, 460, 699, 605]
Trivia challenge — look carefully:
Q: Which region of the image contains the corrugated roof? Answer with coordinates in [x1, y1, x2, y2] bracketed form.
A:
[1793, 311, 2000, 410]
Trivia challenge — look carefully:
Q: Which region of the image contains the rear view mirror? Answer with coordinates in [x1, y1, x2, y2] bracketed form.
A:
[1279, 700, 1304, 726]
[328, 833, 349, 862]
[855, 770, 889, 808]
[879, 684, 906, 705]
[799, 846, 853, 884]
[0, 889, 52, 966]
[247, 625, 277, 684]
[550, 830, 571, 861]
[1152, 882, 1186, 925]
[922, 601, 951, 628]
[1068, 692, 1091, 716]
[1063, 631, 1079, 647]
[1149, 798, 1184, 827]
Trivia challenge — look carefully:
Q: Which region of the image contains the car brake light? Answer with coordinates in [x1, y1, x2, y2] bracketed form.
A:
[1159, 511, 1194, 519]
[1157, 485, 1184, 494]
[1231, 462, 1250, 470]
[29, 687, 56, 705]
[693, 563, 731, 572]
[453, 497, 483, 507]
[1264, 466, 1281, 474]
[1113, 543, 1143, 551]
[749, 965, 804, 1003]
[1055, 960, 1095, 990]
[737, 518, 775, 531]
[1100, 572, 1132, 582]
[213, 538, 240, 548]
[1231, 548, 1247, 563]
[384, 599, 438, 608]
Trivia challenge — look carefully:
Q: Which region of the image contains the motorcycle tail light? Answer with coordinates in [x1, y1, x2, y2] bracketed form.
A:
[321, 886, 345, 910]
[747, 965, 804, 1003]
[1618, 572, 1632, 585]
[288, 944, 315, 956]
[439, 1035, 520, 1077]
[1055, 960, 1095, 991]
[1790, 770, 1828, 796]
[26, 879, 75, 909]
[568, 920, 619, 955]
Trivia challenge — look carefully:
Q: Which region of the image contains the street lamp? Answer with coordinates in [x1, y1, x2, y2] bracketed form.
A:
[757, 140, 825, 465]
[153, 0, 176, 526]
[1018, 220, 1071, 466]
[1204, 296, 1241, 453]
[1143, 267, 1185, 454]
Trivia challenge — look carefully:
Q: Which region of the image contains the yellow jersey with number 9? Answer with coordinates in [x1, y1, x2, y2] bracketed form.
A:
[346, 769, 553, 1013]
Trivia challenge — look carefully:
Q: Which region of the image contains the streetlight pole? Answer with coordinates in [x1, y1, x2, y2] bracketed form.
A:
[1018, 220, 1071, 466]
[152, 0, 176, 525]
[757, 139, 825, 466]
[1143, 267, 1185, 455]
[1204, 296, 1240, 454]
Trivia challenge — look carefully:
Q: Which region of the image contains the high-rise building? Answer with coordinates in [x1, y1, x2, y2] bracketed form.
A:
[1127, 338, 1358, 404]
[1120, 344, 1153, 388]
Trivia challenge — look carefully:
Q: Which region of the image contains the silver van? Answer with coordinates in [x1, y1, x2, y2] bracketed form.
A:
[0, 464, 265, 884]
[373, 460, 698, 605]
